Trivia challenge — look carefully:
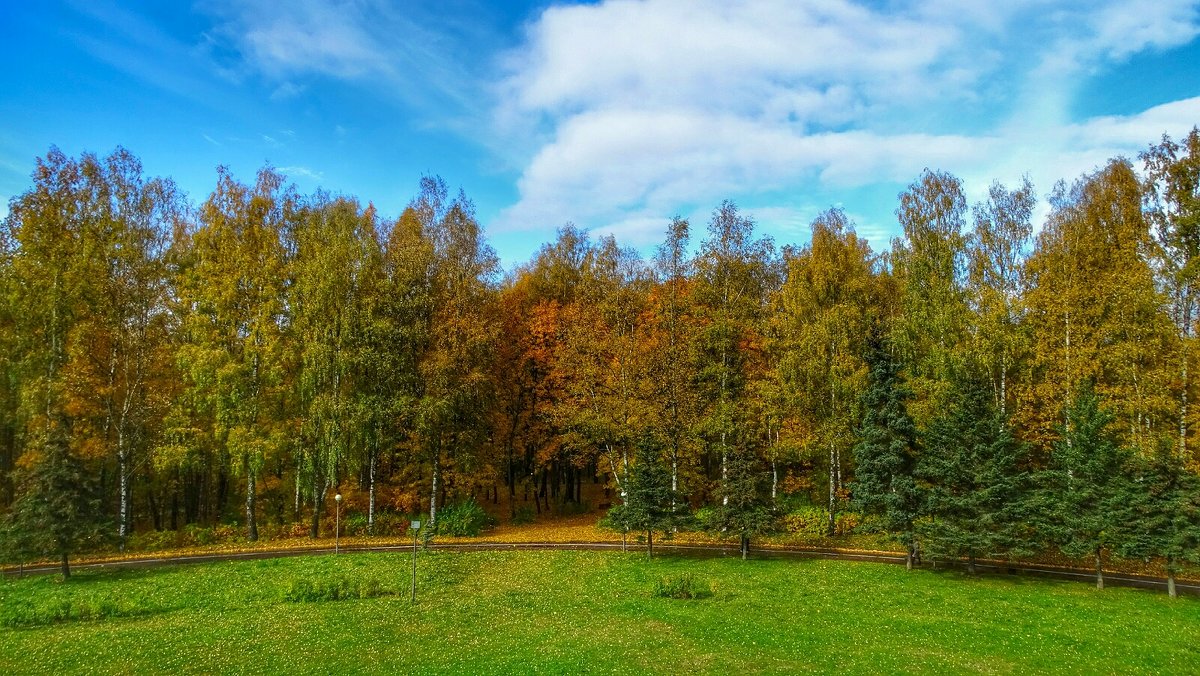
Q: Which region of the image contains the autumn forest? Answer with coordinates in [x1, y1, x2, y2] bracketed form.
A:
[2, 129, 1200, 591]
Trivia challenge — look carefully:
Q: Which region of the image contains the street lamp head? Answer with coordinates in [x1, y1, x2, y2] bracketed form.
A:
[335, 494, 342, 502]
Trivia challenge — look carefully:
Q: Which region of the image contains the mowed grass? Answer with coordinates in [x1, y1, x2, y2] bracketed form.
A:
[2, 551, 1198, 674]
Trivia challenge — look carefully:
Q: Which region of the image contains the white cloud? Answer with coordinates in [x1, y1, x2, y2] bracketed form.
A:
[201, 0, 386, 79]
[201, 0, 486, 114]
[278, 165, 325, 182]
[269, 82, 306, 101]
[1086, 0, 1199, 61]
[493, 0, 1200, 242]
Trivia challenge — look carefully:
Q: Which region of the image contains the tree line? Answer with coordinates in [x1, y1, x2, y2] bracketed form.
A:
[1, 130, 1198, 589]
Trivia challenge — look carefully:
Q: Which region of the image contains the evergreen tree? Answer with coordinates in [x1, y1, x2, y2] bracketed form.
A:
[918, 371, 1034, 573]
[4, 436, 108, 578]
[1123, 452, 1200, 598]
[706, 446, 774, 559]
[1038, 381, 1138, 589]
[851, 333, 923, 569]
[602, 434, 690, 558]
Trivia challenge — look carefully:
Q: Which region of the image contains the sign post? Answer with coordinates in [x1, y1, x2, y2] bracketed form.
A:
[410, 520, 421, 602]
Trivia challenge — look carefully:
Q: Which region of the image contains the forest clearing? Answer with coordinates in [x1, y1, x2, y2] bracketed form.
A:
[3, 550, 1198, 674]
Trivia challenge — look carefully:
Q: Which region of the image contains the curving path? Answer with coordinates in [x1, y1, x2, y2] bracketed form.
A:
[4, 541, 1197, 597]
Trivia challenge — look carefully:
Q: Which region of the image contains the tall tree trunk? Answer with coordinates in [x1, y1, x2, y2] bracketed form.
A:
[368, 446, 377, 535]
[647, 529, 653, 559]
[148, 483, 161, 531]
[771, 453, 778, 503]
[835, 446, 842, 492]
[1095, 549, 1104, 590]
[310, 477, 325, 538]
[293, 470, 301, 523]
[968, 552, 977, 575]
[827, 444, 836, 535]
[60, 551, 70, 580]
[1000, 350, 1008, 418]
[170, 474, 179, 530]
[1181, 364, 1189, 459]
[741, 534, 748, 560]
[429, 449, 440, 531]
[721, 431, 728, 506]
[245, 464, 258, 542]
[117, 439, 129, 550]
[1167, 557, 1178, 599]
[1180, 327, 1189, 459]
[608, 448, 625, 499]
[671, 455, 678, 500]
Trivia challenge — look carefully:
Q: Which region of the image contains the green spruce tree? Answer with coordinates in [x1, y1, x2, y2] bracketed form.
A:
[602, 434, 690, 558]
[851, 333, 923, 569]
[1123, 451, 1200, 598]
[1039, 381, 1138, 589]
[4, 432, 108, 579]
[918, 370, 1034, 573]
[707, 447, 774, 559]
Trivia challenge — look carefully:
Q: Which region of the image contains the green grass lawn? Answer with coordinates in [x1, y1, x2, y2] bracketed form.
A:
[1, 550, 1197, 674]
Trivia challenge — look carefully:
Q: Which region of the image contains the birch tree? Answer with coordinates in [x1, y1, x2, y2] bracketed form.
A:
[1142, 128, 1200, 465]
[775, 209, 876, 532]
[967, 179, 1034, 418]
[174, 166, 292, 541]
[693, 201, 778, 504]
[414, 178, 498, 531]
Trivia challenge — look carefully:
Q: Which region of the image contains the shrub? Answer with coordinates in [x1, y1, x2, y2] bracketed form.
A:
[782, 507, 864, 537]
[286, 522, 311, 538]
[179, 524, 216, 547]
[782, 507, 829, 537]
[556, 500, 591, 516]
[511, 505, 536, 525]
[0, 595, 153, 628]
[435, 498, 495, 537]
[653, 573, 712, 600]
[373, 511, 409, 536]
[126, 529, 178, 552]
[853, 513, 888, 535]
[173, 523, 241, 548]
[834, 511, 861, 535]
[283, 576, 392, 603]
[342, 513, 370, 536]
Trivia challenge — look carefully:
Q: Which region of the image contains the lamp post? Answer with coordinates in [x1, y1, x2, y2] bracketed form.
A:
[334, 493, 342, 555]
[411, 519, 421, 602]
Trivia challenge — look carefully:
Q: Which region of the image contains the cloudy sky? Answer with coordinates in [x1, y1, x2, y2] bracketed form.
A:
[2, 0, 1199, 265]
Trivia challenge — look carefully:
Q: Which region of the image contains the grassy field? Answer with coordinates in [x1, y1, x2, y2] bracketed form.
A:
[2, 550, 1197, 674]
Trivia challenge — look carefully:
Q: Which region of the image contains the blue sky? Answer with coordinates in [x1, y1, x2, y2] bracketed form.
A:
[2, 1, 1199, 268]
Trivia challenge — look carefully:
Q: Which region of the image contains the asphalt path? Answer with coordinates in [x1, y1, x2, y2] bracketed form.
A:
[4, 541, 1197, 596]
